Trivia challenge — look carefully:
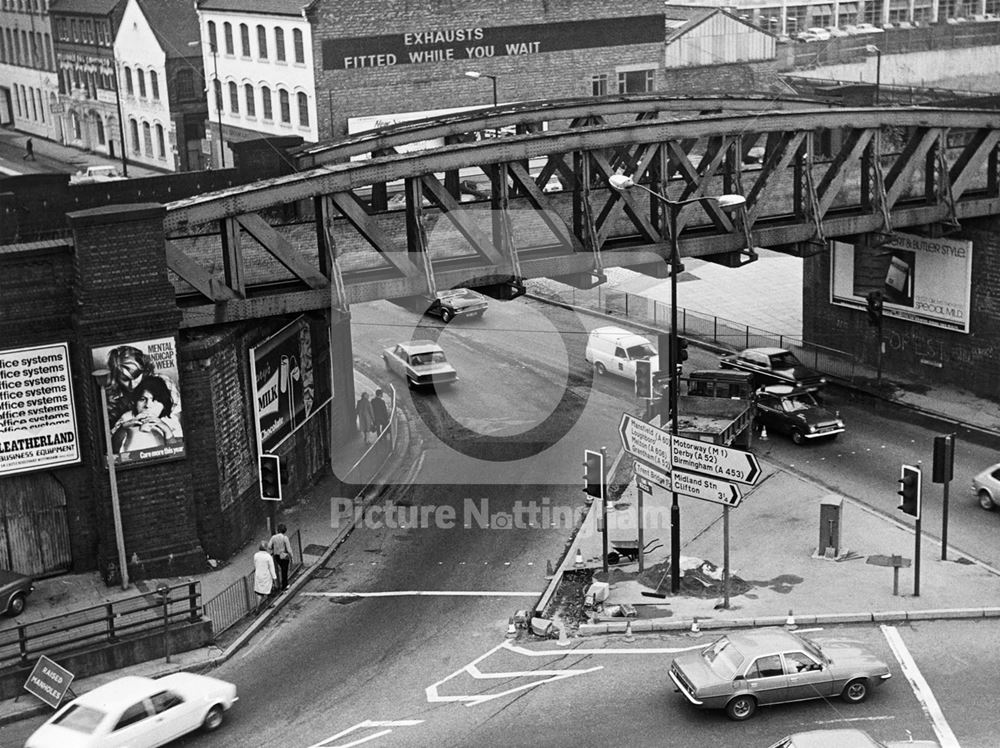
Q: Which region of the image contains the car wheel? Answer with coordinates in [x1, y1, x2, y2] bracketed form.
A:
[842, 678, 869, 703]
[441, 309, 453, 323]
[791, 429, 805, 445]
[202, 704, 225, 732]
[978, 490, 996, 511]
[725, 694, 757, 721]
[594, 362, 606, 376]
[5, 592, 26, 617]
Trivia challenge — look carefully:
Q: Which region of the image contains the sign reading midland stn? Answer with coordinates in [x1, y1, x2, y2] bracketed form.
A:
[670, 434, 761, 485]
[23, 655, 74, 709]
[619, 413, 670, 471]
[633, 460, 744, 507]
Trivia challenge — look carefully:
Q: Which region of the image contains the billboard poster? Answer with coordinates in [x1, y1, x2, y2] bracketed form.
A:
[251, 316, 323, 453]
[90, 337, 185, 468]
[830, 232, 972, 333]
[0, 343, 80, 476]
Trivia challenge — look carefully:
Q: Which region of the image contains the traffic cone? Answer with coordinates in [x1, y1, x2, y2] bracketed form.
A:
[574, 549, 584, 568]
[557, 625, 571, 646]
[505, 617, 517, 638]
[785, 609, 797, 630]
[689, 617, 702, 637]
[624, 620, 635, 642]
[759, 425, 768, 441]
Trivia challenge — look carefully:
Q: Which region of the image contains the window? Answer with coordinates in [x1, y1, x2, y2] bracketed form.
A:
[155, 124, 164, 158]
[240, 23, 250, 57]
[748, 655, 784, 679]
[0, 29, 5, 63]
[207, 20, 217, 50]
[150, 71, 159, 99]
[143, 121, 152, 155]
[261, 86, 272, 119]
[213, 79, 222, 113]
[297, 92, 308, 126]
[96, 117, 105, 144]
[176, 69, 194, 99]
[784, 652, 822, 674]
[257, 25, 267, 58]
[223, 22, 233, 55]
[274, 27, 285, 61]
[244, 83, 255, 117]
[293, 28, 304, 63]
[130, 118, 140, 153]
[279, 88, 289, 123]
[72, 111, 81, 139]
[113, 702, 149, 731]
[617, 68, 654, 94]
[591, 74, 608, 96]
[124, 66, 133, 95]
[229, 81, 238, 113]
[150, 691, 184, 712]
[44, 32, 52, 68]
[70, 19, 78, 42]
[137, 69, 146, 98]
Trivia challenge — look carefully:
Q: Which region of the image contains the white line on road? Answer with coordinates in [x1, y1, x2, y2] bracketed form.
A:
[881, 624, 961, 748]
[503, 641, 705, 656]
[304, 590, 538, 598]
[307, 719, 423, 748]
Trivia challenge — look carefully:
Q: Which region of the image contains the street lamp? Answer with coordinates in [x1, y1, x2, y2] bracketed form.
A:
[866, 44, 882, 105]
[189, 40, 226, 168]
[609, 174, 745, 595]
[464, 70, 498, 107]
[91, 369, 129, 591]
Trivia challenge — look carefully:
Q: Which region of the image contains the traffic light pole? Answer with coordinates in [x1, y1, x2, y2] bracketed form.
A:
[913, 515, 921, 597]
[601, 446, 609, 574]
[667, 202, 682, 596]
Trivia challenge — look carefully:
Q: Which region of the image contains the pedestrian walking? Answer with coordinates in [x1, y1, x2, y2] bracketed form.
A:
[23, 138, 34, 160]
[356, 391, 375, 444]
[252, 541, 276, 613]
[371, 388, 389, 435]
[268, 523, 293, 591]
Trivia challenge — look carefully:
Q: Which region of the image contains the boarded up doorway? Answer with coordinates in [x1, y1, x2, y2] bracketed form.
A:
[0, 474, 72, 576]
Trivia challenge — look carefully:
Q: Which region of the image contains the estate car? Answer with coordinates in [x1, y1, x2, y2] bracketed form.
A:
[720, 347, 826, 391]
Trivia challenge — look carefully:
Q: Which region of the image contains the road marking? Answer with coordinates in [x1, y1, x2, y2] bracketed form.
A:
[881, 625, 961, 748]
[503, 641, 704, 656]
[812, 715, 897, 725]
[304, 590, 538, 598]
[426, 642, 602, 706]
[308, 719, 423, 748]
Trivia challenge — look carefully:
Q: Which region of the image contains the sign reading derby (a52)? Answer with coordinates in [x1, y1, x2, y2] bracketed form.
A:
[0, 343, 80, 477]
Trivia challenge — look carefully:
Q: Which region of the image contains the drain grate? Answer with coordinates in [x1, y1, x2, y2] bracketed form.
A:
[302, 543, 327, 557]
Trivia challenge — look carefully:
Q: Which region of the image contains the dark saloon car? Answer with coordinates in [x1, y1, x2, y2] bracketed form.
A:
[0, 568, 34, 616]
[425, 288, 489, 323]
[669, 628, 891, 721]
[720, 347, 826, 391]
[754, 385, 845, 445]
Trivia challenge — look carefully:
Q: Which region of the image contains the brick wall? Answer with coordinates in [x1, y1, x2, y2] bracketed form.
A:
[664, 61, 783, 95]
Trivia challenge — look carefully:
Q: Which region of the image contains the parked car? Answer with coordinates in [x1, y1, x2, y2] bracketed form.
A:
[767, 728, 938, 748]
[24, 673, 238, 748]
[669, 628, 892, 721]
[853, 22, 885, 33]
[0, 568, 33, 616]
[972, 462, 1000, 510]
[754, 385, 845, 445]
[805, 26, 832, 39]
[382, 340, 458, 388]
[585, 326, 659, 383]
[424, 288, 488, 323]
[827, 26, 851, 37]
[719, 347, 827, 390]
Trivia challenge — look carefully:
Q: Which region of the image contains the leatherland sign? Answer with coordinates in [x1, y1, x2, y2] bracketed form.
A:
[670, 434, 761, 485]
[619, 413, 670, 471]
[24, 655, 74, 709]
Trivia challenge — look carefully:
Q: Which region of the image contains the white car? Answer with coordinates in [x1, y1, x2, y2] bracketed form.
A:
[827, 26, 851, 37]
[853, 22, 885, 34]
[972, 463, 1000, 510]
[25, 673, 237, 748]
[805, 26, 832, 40]
[382, 340, 458, 388]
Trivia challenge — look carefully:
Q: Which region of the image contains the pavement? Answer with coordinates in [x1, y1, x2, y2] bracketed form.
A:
[0, 125, 166, 179]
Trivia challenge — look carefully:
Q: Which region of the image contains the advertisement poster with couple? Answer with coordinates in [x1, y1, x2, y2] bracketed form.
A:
[91, 337, 185, 467]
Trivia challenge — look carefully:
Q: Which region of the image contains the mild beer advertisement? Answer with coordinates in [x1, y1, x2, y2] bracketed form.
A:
[251, 316, 326, 453]
[0, 343, 80, 476]
[90, 337, 185, 467]
[830, 232, 972, 333]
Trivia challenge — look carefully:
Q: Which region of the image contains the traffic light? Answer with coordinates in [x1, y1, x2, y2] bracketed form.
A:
[671, 336, 689, 373]
[897, 464, 921, 518]
[260, 453, 282, 501]
[583, 449, 605, 501]
[866, 290, 883, 326]
[635, 359, 653, 399]
[932, 434, 955, 484]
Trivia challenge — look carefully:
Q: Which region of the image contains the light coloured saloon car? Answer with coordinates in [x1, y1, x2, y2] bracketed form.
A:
[382, 340, 458, 389]
[25, 673, 237, 747]
[972, 462, 1000, 510]
[669, 628, 891, 720]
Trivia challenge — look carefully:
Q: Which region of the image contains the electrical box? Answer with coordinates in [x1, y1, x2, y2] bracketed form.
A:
[818, 494, 843, 558]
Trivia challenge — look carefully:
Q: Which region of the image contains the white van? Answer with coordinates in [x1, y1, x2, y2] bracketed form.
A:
[585, 326, 659, 382]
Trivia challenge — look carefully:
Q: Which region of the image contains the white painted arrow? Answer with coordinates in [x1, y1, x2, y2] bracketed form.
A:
[308, 719, 423, 748]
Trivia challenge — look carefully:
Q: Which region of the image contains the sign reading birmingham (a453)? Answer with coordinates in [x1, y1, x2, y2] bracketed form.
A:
[0, 343, 81, 477]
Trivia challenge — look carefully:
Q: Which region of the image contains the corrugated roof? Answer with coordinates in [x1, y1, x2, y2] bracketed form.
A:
[136, 0, 200, 60]
[196, 0, 313, 15]
[49, 0, 123, 16]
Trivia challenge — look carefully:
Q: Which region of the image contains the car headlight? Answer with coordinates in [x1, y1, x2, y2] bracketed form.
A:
[807, 424, 817, 433]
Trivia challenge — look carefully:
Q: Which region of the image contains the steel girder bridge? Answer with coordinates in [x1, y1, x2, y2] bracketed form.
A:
[162, 95, 1000, 329]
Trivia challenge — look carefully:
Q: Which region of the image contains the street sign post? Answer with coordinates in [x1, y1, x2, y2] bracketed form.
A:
[632, 458, 744, 507]
[633, 460, 670, 490]
[619, 413, 671, 470]
[669, 433, 761, 485]
[23, 655, 75, 709]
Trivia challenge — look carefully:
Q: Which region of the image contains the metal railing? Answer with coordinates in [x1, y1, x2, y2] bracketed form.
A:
[530, 281, 863, 383]
[0, 581, 201, 671]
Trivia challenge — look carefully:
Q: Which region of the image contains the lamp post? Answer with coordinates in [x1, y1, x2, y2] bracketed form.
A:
[189, 40, 225, 168]
[866, 44, 882, 105]
[91, 369, 129, 590]
[609, 174, 745, 595]
[464, 70, 498, 107]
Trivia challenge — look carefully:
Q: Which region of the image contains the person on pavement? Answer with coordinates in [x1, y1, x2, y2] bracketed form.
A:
[371, 388, 389, 435]
[356, 391, 375, 444]
[23, 138, 34, 160]
[253, 541, 276, 613]
[268, 523, 293, 591]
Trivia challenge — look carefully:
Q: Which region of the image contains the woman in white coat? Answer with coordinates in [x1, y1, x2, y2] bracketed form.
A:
[253, 541, 277, 613]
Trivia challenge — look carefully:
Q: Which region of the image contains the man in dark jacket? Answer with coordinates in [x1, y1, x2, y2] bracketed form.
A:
[371, 388, 390, 435]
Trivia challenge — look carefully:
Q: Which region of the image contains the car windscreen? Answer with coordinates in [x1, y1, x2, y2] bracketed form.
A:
[770, 352, 802, 368]
[782, 394, 818, 413]
[625, 344, 656, 360]
[52, 703, 107, 733]
[700, 636, 745, 678]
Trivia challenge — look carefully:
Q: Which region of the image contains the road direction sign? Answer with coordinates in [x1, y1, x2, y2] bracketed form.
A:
[671, 468, 744, 507]
[670, 433, 761, 485]
[619, 413, 670, 471]
[634, 460, 671, 491]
